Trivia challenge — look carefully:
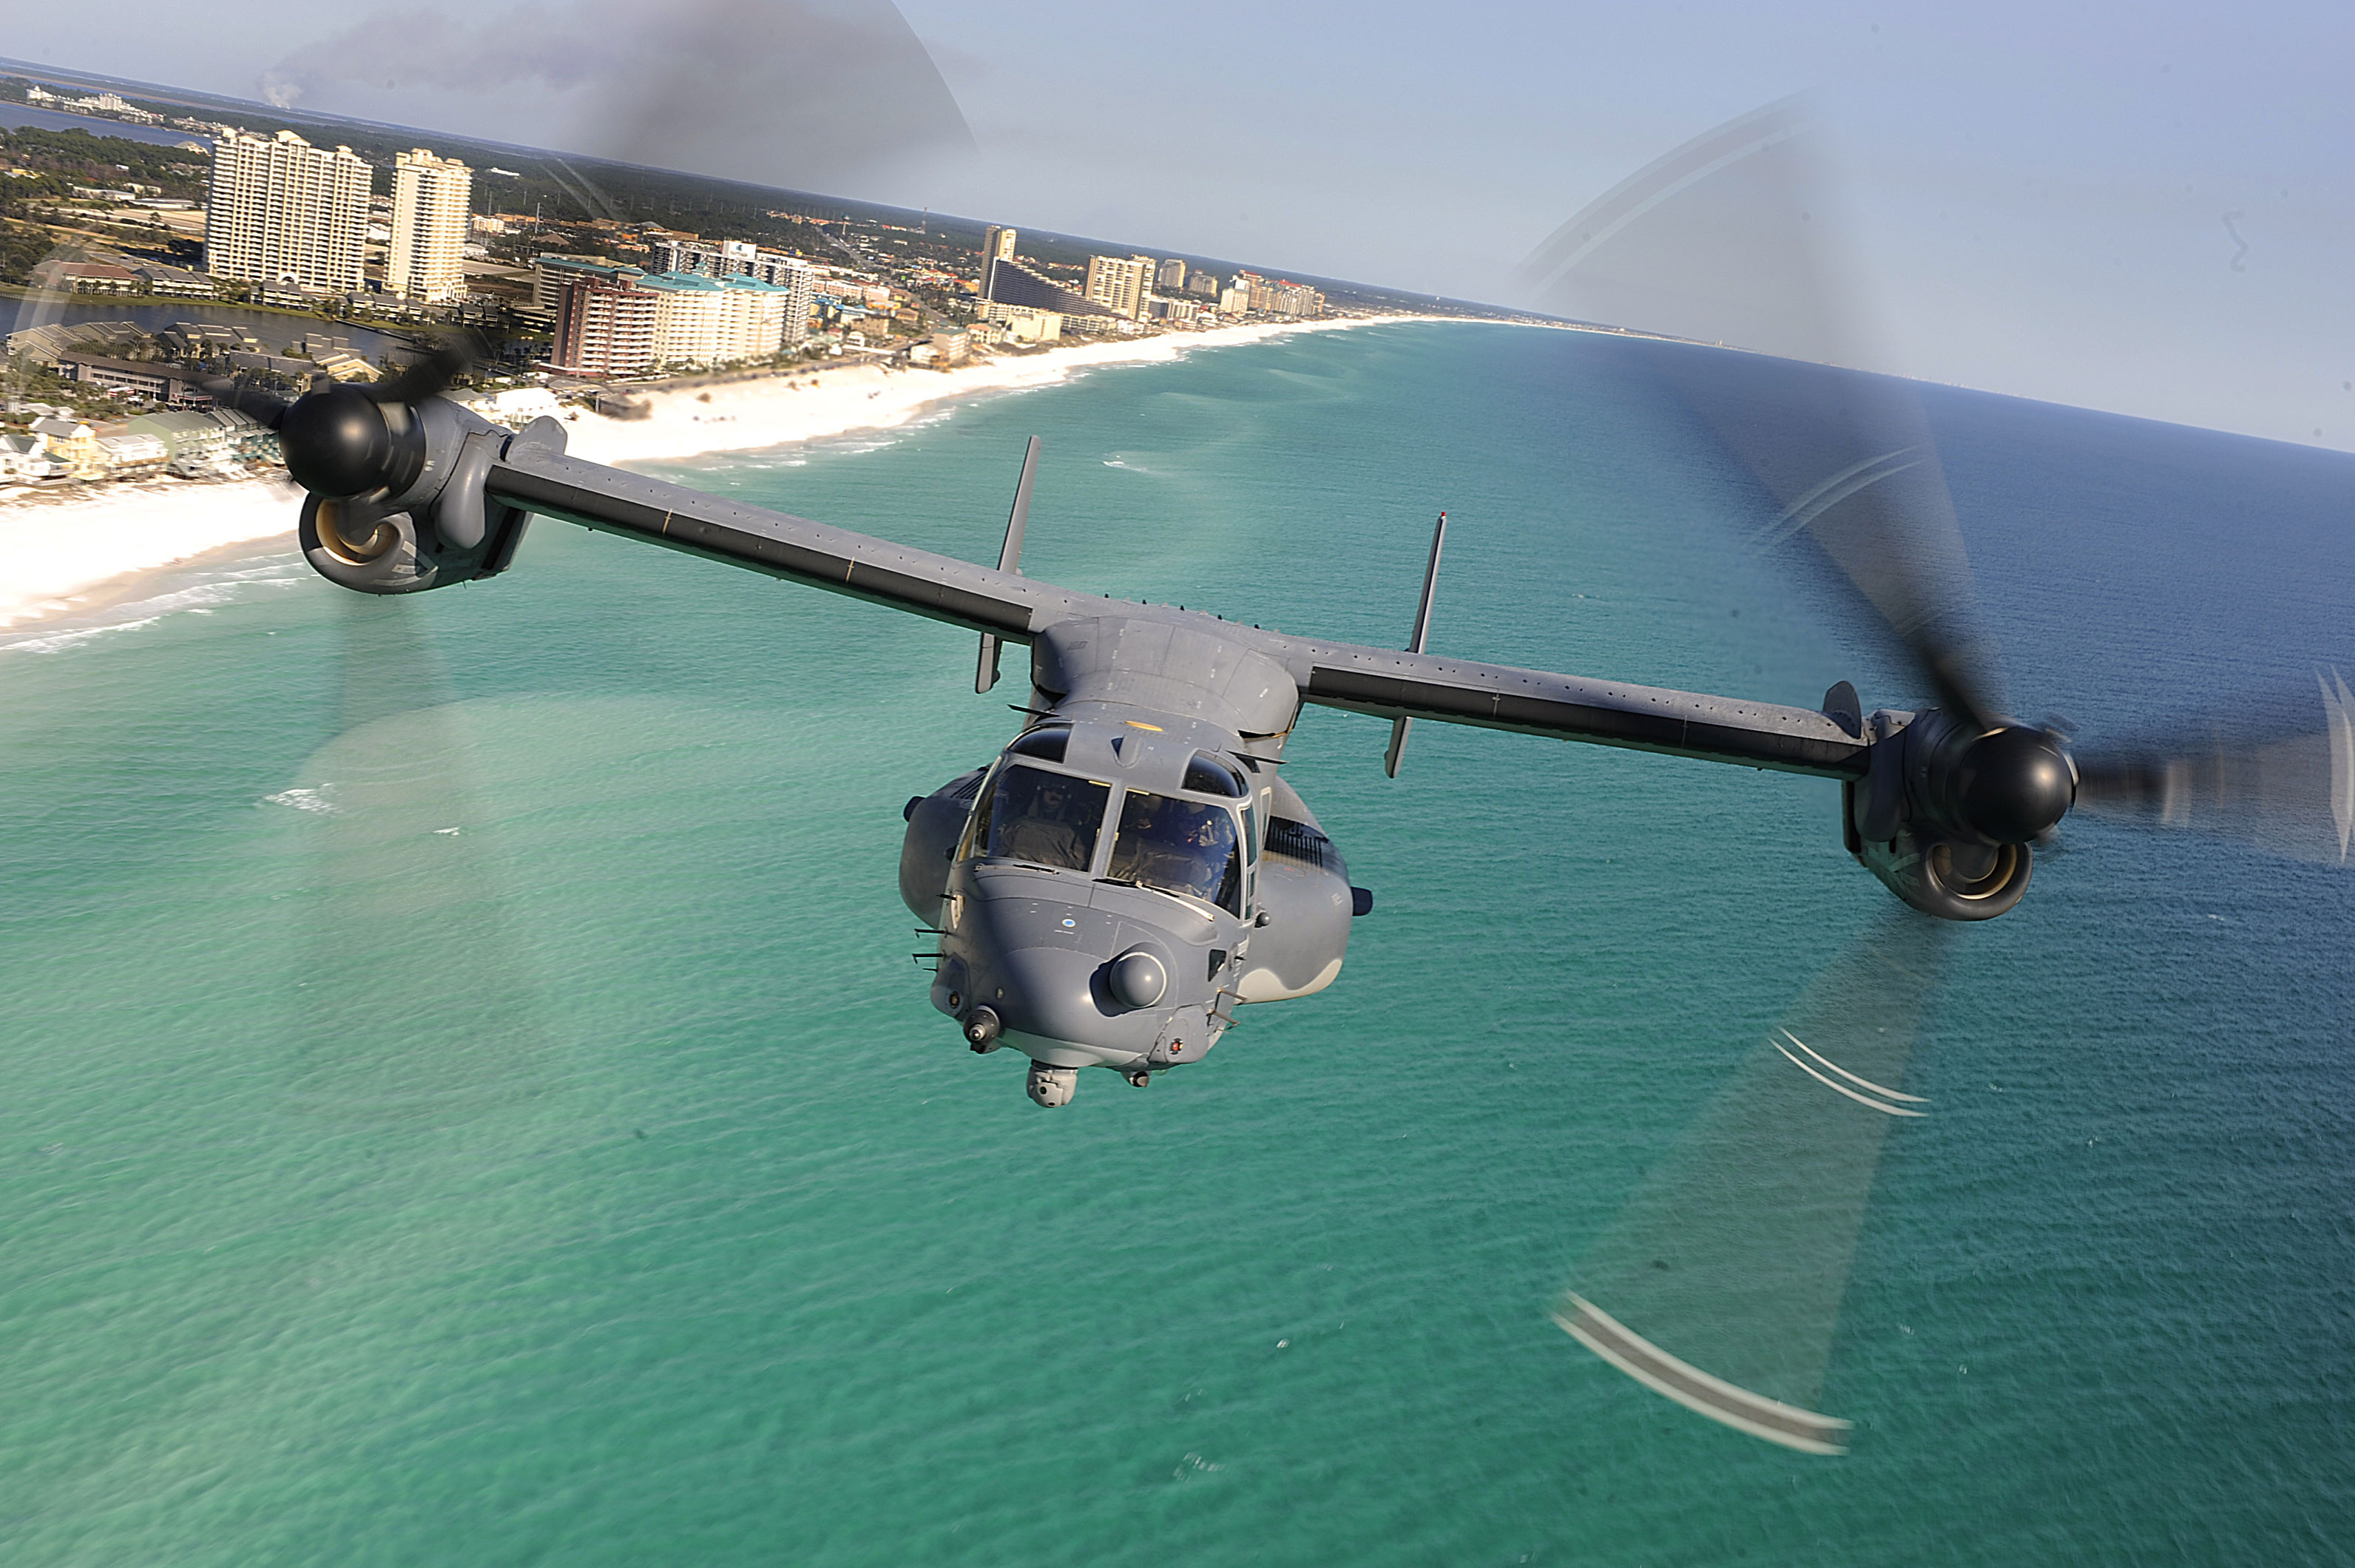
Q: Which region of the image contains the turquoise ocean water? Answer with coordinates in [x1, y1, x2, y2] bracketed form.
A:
[3, 322, 2351, 1564]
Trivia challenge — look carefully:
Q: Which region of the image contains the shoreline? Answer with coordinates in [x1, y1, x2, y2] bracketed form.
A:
[0, 312, 1447, 636]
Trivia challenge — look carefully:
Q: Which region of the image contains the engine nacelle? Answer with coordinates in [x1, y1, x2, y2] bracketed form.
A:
[1854, 825, 2033, 921]
[1845, 706, 2068, 922]
[293, 396, 551, 595]
[899, 768, 987, 919]
[1236, 812, 1356, 1002]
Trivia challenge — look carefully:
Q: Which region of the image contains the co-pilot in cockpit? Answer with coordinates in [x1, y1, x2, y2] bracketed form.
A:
[1104, 791, 1241, 913]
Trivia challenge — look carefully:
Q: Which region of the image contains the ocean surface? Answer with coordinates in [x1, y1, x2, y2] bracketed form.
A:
[3, 321, 2351, 1564]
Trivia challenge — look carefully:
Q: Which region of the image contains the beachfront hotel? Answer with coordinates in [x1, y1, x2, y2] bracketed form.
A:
[1083, 254, 1155, 321]
[549, 261, 806, 375]
[203, 129, 369, 294]
[388, 149, 472, 303]
[653, 238, 816, 348]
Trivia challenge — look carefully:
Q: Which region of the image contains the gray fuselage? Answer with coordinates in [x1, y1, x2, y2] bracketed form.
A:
[898, 612, 1361, 1106]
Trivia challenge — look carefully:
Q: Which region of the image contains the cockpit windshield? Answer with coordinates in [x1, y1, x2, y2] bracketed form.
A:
[970, 764, 1109, 872]
[1106, 791, 1243, 913]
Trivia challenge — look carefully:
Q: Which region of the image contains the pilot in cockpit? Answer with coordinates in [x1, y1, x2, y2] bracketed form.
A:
[1000, 774, 1084, 868]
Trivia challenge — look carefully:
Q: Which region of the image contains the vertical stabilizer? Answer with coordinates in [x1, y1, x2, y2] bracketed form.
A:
[976, 435, 1042, 692]
[1384, 511, 1449, 777]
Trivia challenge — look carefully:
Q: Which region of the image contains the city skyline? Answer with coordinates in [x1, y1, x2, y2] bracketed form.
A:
[17, 1, 2351, 450]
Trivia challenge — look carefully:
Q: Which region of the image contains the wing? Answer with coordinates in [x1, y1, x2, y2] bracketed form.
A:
[1275, 634, 1869, 778]
[484, 433, 1076, 641]
[294, 404, 1867, 780]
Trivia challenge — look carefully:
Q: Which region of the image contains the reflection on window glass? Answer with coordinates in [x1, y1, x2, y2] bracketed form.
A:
[1106, 791, 1242, 913]
[1183, 751, 1247, 797]
[971, 764, 1108, 871]
[1007, 726, 1070, 763]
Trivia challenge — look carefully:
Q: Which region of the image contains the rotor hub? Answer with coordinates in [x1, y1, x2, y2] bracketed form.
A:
[280, 385, 424, 500]
[1955, 726, 2075, 844]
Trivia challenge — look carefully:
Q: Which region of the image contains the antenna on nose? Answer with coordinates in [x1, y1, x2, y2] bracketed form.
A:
[976, 435, 1042, 693]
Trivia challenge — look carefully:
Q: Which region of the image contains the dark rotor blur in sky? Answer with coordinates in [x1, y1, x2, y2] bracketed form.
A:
[12, 0, 2355, 450]
[254, 0, 972, 196]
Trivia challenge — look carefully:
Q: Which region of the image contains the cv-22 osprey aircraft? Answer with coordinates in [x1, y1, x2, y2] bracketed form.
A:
[232, 344, 2314, 1112]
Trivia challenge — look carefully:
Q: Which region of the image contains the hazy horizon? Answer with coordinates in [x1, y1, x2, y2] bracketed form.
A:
[10, 1, 2353, 453]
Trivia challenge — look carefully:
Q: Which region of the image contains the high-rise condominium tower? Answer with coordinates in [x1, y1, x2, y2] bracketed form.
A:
[981, 225, 1017, 297]
[205, 129, 370, 293]
[388, 149, 473, 303]
[1084, 254, 1154, 320]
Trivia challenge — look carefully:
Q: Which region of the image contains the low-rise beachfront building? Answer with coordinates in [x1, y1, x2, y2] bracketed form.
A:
[31, 416, 103, 481]
[95, 432, 169, 479]
[212, 408, 277, 465]
[126, 410, 257, 476]
[0, 433, 64, 481]
[981, 300, 1061, 343]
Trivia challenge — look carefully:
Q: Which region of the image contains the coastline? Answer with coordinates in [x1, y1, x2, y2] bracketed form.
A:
[0, 312, 1433, 637]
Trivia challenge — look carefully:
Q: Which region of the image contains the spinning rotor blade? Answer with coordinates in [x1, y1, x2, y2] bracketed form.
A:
[280, 594, 553, 1123]
[1518, 99, 2007, 730]
[200, 376, 293, 430]
[1558, 910, 1953, 1453]
[368, 328, 484, 408]
[2073, 669, 2355, 867]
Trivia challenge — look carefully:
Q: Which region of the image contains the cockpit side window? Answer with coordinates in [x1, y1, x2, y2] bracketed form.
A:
[1006, 726, 1070, 763]
[1106, 790, 1243, 914]
[1182, 751, 1248, 797]
[969, 763, 1109, 872]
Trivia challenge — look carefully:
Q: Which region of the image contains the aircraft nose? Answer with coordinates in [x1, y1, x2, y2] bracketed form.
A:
[952, 875, 1192, 1067]
[974, 942, 1112, 1058]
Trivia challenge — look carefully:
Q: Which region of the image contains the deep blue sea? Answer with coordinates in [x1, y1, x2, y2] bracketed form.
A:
[3, 322, 2351, 1564]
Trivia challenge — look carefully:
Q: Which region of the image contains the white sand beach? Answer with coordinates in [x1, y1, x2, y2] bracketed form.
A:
[0, 314, 1419, 632]
[0, 473, 303, 629]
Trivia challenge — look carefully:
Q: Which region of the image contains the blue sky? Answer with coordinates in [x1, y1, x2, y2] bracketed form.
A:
[13, 1, 2353, 447]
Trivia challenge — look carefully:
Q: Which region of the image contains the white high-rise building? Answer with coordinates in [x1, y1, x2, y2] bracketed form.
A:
[388, 149, 472, 303]
[654, 237, 814, 345]
[642, 272, 805, 368]
[204, 129, 371, 293]
[1084, 254, 1154, 320]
